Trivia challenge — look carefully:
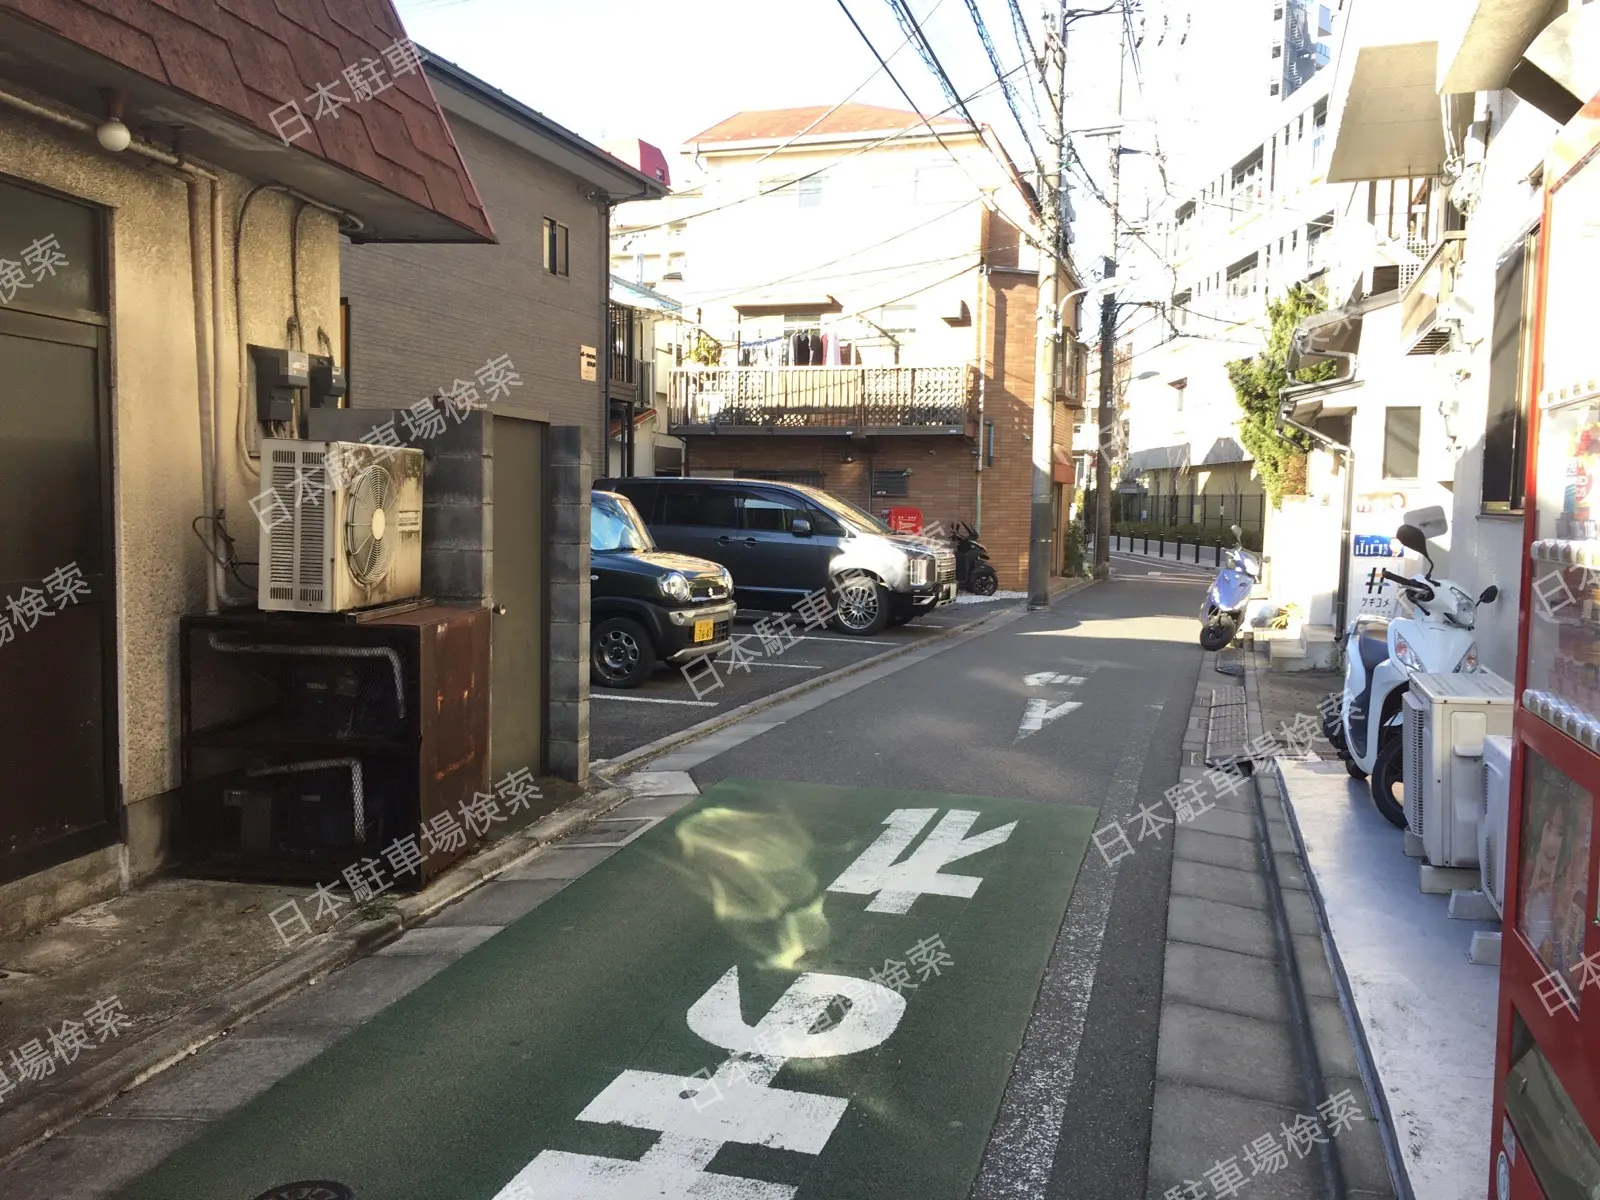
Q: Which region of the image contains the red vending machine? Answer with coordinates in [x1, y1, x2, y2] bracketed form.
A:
[1490, 92, 1600, 1199]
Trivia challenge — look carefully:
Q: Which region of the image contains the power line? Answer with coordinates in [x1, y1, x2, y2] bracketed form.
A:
[749, 0, 956, 170]
[617, 61, 1033, 236]
[689, 199, 983, 305]
[882, 0, 982, 130]
[1004, 0, 1045, 121]
[960, 0, 1043, 171]
[836, 0, 1041, 231]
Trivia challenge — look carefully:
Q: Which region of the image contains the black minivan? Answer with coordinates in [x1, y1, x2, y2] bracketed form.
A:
[594, 477, 956, 635]
[590, 490, 734, 688]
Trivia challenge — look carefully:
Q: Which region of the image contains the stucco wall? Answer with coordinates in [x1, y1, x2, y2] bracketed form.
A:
[1441, 89, 1559, 680]
[0, 108, 340, 871]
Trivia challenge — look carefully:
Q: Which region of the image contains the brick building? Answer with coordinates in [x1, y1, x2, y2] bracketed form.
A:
[613, 107, 1086, 589]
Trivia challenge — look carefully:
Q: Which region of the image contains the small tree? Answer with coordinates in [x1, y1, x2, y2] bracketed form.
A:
[1226, 284, 1338, 505]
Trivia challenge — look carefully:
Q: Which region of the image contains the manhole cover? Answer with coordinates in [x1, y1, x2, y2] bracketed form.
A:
[250, 1184, 353, 1200]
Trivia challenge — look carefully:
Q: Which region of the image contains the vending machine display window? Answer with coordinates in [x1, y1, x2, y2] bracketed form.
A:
[1517, 753, 1594, 1008]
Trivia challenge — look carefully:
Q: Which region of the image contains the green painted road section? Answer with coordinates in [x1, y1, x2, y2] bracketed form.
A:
[117, 781, 1094, 1200]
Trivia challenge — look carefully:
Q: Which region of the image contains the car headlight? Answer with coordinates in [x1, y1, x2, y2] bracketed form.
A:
[658, 572, 691, 602]
[1456, 643, 1479, 673]
[1393, 634, 1423, 671]
[908, 555, 933, 586]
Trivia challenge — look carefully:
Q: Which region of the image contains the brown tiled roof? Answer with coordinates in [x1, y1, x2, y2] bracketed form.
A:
[688, 104, 966, 146]
[0, 0, 492, 241]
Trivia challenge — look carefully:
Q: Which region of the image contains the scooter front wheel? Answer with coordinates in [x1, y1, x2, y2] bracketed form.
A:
[1200, 614, 1237, 651]
[969, 564, 999, 596]
[1370, 734, 1407, 828]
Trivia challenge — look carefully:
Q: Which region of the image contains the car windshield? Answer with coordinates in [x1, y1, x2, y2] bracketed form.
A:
[591, 493, 655, 552]
[788, 484, 892, 535]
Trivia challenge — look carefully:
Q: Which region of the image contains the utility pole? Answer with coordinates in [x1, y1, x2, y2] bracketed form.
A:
[1092, 10, 1127, 579]
[1026, 4, 1070, 610]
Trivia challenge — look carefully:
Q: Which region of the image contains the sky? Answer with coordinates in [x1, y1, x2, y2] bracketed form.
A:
[392, 0, 1145, 269]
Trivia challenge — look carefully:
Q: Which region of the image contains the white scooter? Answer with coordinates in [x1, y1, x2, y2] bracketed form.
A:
[1199, 524, 1261, 650]
[1322, 521, 1499, 828]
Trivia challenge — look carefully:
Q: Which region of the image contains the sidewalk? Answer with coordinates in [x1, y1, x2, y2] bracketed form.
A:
[0, 774, 622, 1166]
[1144, 641, 1396, 1199]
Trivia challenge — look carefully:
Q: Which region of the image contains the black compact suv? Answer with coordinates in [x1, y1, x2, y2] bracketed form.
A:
[589, 490, 734, 688]
[593, 476, 956, 635]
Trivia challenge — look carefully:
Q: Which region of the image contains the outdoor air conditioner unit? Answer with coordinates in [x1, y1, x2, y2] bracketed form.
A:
[259, 439, 424, 614]
[1480, 734, 1514, 917]
[1402, 671, 1515, 868]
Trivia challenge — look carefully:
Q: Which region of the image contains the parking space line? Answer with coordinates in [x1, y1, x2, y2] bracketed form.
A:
[721, 661, 823, 670]
[793, 635, 898, 646]
[592, 694, 719, 707]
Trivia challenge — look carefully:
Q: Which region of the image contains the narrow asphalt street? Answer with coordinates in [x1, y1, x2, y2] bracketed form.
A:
[7, 572, 1213, 1200]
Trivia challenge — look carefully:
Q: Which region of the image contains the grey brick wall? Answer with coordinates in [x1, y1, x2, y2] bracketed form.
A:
[340, 119, 607, 440]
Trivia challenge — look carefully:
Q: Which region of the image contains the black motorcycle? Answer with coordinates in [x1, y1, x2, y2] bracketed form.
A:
[951, 521, 999, 595]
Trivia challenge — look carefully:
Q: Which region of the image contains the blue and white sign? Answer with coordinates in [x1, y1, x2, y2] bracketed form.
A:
[1353, 534, 1401, 558]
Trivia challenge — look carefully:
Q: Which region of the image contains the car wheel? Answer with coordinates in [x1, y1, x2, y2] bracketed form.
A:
[591, 617, 654, 689]
[830, 574, 890, 635]
[1370, 733, 1407, 828]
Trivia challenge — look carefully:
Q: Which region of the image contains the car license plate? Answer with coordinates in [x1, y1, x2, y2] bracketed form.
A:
[693, 619, 714, 643]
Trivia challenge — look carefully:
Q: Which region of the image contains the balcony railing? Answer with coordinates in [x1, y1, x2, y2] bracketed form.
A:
[667, 365, 977, 434]
[1401, 231, 1467, 355]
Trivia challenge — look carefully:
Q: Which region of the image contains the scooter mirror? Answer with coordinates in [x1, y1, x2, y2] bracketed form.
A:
[1394, 524, 1429, 556]
[1479, 584, 1500, 604]
[1231, 524, 1242, 540]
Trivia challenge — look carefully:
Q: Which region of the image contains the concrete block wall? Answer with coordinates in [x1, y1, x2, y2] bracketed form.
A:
[305, 405, 493, 604]
[547, 426, 591, 783]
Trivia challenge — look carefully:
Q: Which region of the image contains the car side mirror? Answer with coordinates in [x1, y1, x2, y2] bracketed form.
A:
[1479, 584, 1499, 604]
[790, 518, 812, 537]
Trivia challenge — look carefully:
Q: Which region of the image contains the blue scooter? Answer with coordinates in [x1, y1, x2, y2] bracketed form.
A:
[1200, 525, 1260, 650]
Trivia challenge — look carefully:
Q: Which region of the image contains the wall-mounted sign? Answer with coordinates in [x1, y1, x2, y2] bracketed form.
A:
[1353, 533, 1402, 558]
[579, 345, 597, 382]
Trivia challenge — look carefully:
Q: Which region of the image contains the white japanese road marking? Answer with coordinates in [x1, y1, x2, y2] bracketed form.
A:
[497, 967, 903, 1199]
[1017, 697, 1083, 737]
[591, 694, 719, 707]
[790, 635, 897, 646]
[718, 660, 823, 670]
[828, 808, 1017, 914]
[1015, 669, 1091, 741]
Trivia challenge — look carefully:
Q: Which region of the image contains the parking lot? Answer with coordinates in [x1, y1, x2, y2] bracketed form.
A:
[589, 594, 1023, 763]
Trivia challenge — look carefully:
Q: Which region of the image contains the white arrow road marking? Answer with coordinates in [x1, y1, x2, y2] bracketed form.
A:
[1015, 668, 1093, 742]
[498, 967, 903, 1199]
[828, 808, 1017, 914]
[1017, 697, 1083, 738]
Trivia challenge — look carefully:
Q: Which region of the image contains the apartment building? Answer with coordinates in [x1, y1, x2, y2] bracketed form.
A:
[609, 105, 1085, 589]
[1275, 0, 1592, 672]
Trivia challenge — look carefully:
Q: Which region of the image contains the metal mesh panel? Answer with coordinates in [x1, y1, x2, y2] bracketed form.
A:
[1404, 696, 1427, 836]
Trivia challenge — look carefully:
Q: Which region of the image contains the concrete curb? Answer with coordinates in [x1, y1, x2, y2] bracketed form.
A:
[0, 783, 633, 1166]
[593, 577, 1097, 780]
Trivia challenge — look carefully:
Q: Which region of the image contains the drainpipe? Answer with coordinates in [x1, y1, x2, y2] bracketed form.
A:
[975, 265, 989, 533]
[1278, 344, 1358, 633]
[186, 173, 219, 612]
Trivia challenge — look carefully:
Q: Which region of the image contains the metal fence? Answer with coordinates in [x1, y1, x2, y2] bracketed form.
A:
[666, 365, 974, 432]
[1113, 492, 1266, 534]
